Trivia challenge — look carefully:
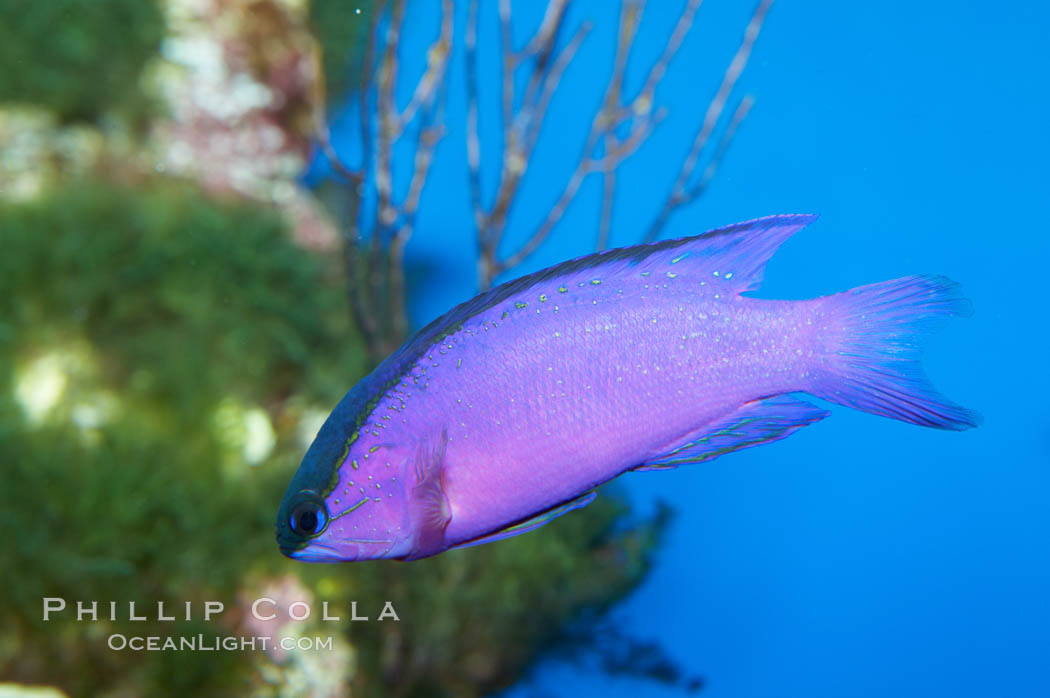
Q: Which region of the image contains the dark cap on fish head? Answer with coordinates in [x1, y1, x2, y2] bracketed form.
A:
[277, 385, 415, 562]
[276, 387, 361, 560]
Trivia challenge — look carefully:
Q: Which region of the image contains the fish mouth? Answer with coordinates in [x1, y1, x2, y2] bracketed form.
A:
[283, 542, 345, 562]
[280, 538, 403, 562]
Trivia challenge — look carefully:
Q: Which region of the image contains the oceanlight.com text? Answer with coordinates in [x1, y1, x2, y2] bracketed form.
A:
[107, 634, 335, 652]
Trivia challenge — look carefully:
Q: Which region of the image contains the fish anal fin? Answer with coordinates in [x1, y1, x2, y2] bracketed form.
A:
[450, 491, 598, 551]
[635, 395, 830, 471]
[404, 429, 452, 560]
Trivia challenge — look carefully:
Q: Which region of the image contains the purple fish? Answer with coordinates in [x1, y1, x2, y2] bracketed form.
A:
[276, 215, 978, 562]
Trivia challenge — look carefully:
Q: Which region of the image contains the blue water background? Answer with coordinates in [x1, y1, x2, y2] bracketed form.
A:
[309, 1, 1050, 695]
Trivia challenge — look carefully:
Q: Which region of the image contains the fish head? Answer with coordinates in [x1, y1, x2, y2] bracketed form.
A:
[276, 386, 416, 562]
[276, 481, 414, 562]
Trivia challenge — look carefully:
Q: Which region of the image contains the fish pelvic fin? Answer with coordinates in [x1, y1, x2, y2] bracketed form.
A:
[448, 491, 597, 552]
[402, 428, 452, 560]
[810, 275, 981, 430]
[635, 395, 830, 470]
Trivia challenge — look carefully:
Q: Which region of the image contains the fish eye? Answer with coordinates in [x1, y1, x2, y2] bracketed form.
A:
[288, 492, 328, 537]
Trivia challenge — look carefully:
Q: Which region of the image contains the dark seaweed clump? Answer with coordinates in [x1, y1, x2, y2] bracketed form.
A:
[0, 0, 166, 124]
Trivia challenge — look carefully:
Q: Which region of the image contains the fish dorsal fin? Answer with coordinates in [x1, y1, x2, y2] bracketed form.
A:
[449, 491, 597, 551]
[616, 214, 817, 294]
[635, 395, 829, 471]
[403, 429, 452, 560]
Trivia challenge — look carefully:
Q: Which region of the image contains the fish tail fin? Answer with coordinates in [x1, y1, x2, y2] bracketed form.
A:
[809, 275, 981, 430]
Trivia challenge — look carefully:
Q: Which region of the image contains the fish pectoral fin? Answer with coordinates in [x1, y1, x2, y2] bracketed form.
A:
[634, 395, 830, 471]
[403, 428, 452, 561]
[449, 491, 598, 552]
